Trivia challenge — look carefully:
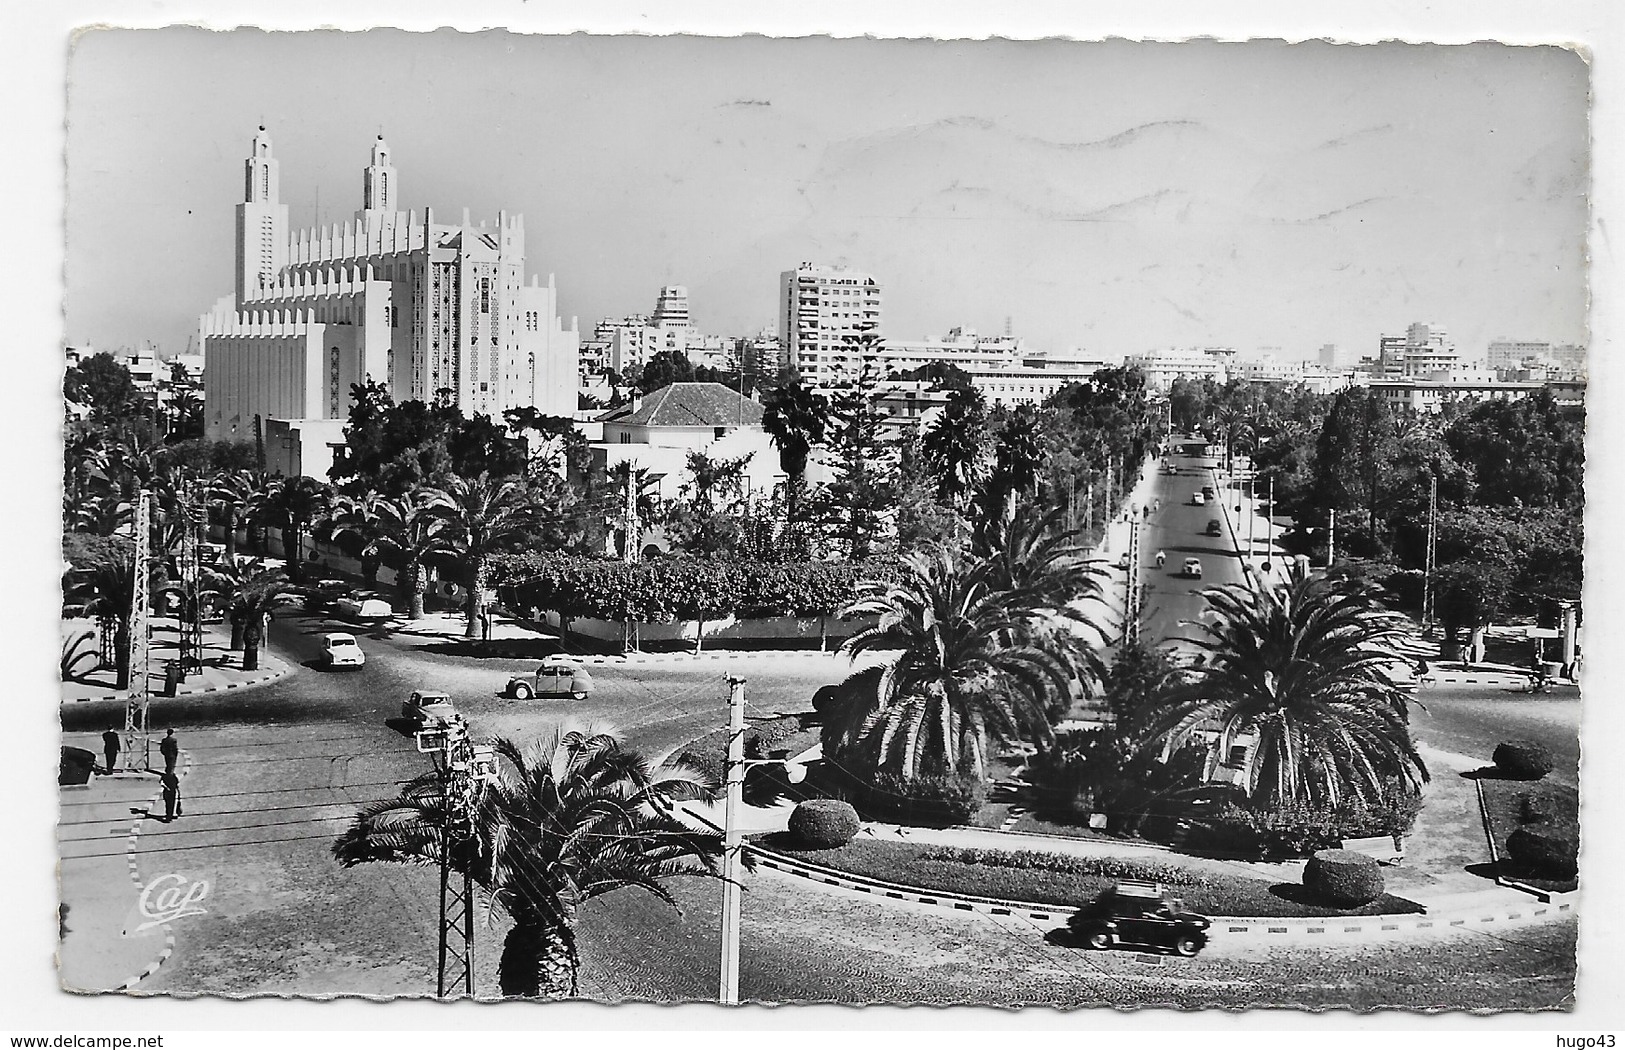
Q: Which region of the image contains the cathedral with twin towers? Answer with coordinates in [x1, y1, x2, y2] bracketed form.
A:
[199, 127, 579, 478]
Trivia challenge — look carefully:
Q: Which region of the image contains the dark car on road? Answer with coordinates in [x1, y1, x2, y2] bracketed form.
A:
[1068, 881, 1211, 956]
[1206, 518, 1223, 537]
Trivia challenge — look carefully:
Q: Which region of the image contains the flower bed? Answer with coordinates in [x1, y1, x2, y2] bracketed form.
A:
[751, 838, 1424, 918]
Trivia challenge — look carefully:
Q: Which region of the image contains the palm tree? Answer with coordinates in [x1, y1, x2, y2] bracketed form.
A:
[440, 473, 535, 638]
[829, 551, 1080, 781]
[62, 534, 160, 690]
[761, 381, 829, 524]
[247, 475, 333, 582]
[328, 487, 455, 619]
[918, 387, 988, 512]
[1149, 570, 1429, 810]
[332, 722, 724, 999]
[204, 559, 292, 671]
[207, 468, 261, 560]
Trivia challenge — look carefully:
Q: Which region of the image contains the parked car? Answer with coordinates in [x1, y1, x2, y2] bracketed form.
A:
[1068, 881, 1211, 956]
[505, 662, 594, 701]
[335, 596, 394, 620]
[402, 690, 458, 726]
[1205, 518, 1222, 537]
[1191, 491, 1205, 506]
[1183, 557, 1203, 578]
[1202, 484, 1215, 499]
[321, 632, 365, 670]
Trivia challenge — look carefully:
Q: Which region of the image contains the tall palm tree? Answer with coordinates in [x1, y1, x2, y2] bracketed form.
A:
[918, 387, 988, 512]
[830, 551, 1081, 780]
[440, 473, 535, 638]
[201, 559, 292, 670]
[1149, 570, 1428, 810]
[207, 468, 261, 561]
[761, 381, 829, 524]
[247, 475, 333, 582]
[62, 535, 161, 690]
[332, 722, 724, 999]
[328, 487, 455, 619]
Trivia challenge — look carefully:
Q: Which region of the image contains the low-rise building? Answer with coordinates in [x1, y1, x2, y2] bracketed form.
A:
[590, 382, 783, 506]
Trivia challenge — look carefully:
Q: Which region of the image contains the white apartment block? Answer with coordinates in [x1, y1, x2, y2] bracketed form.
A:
[780, 262, 883, 385]
[1122, 346, 1234, 390]
[1487, 340, 1552, 370]
[199, 129, 580, 476]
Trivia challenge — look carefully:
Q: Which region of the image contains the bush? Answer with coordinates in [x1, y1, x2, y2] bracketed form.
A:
[744, 716, 804, 759]
[788, 799, 861, 849]
[1494, 740, 1554, 780]
[859, 770, 988, 827]
[1303, 849, 1386, 906]
[1183, 787, 1422, 859]
[1506, 824, 1579, 878]
[1518, 791, 1557, 825]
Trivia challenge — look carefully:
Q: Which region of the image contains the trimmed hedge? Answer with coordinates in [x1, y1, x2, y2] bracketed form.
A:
[1507, 824, 1579, 878]
[491, 551, 896, 623]
[788, 799, 861, 849]
[1183, 790, 1423, 860]
[859, 770, 988, 827]
[1494, 740, 1554, 780]
[918, 845, 1209, 887]
[1303, 849, 1386, 906]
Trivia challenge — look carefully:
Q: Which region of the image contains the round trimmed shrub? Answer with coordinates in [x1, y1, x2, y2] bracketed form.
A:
[788, 799, 861, 849]
[1303, 848, 1386, 906]
[1493, 740, 1554, 780]
[1507, 824, 1579, 878]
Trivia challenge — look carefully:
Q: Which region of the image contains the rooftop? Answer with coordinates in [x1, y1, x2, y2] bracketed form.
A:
[601, 382, 764, 429]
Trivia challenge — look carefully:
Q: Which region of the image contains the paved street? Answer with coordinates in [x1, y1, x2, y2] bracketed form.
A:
[55, 532, 1580, 1007]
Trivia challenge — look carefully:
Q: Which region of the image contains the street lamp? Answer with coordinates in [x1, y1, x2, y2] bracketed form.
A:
[719, 675, 807, 1006]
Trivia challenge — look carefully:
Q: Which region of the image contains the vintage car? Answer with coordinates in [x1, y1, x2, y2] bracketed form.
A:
[1191, 491, 1206, 506]
[1067, 881, 1212, 956]
[505, 662, 594, 701]
[320, 632, 365, 670]
[1205, 518, 1223, 537]
[1183, 557, 1204, 578]
[402, 690, 458, 726]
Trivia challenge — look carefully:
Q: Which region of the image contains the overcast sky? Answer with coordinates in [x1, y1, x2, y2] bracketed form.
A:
[66, 30, 1589, 363]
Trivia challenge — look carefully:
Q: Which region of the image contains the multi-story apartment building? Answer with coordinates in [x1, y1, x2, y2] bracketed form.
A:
[1487, 339, 1552, 370]
[779, 262, 882, 385]
[1122, 346, 1233, 390]
[198, 129, 580, 477]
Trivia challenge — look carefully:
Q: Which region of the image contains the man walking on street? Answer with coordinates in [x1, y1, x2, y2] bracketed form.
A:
[159, 728, 179, 774]
[101, 726, 120, 775]
[159, 771, 182, 822]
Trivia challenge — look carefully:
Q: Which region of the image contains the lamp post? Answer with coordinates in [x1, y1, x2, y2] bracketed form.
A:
[719, 675, 806, 1006]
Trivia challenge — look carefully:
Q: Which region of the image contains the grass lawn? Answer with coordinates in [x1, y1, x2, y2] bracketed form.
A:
[753, 836, 1424, 918]
[1479, 775, 1580, 893]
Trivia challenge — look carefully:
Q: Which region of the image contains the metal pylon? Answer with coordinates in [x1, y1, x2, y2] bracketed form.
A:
[125, 489, 152, 770]
[1421, 474, 1438, 631]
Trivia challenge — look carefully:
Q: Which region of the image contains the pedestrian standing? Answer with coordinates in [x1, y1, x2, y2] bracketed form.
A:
[159, 728, 179, 774]
[160, 771, 182, 822]
[101, 727, 121, 775]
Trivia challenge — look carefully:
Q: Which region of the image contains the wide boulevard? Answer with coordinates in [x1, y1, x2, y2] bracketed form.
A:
[57, 455, 1579, 1007]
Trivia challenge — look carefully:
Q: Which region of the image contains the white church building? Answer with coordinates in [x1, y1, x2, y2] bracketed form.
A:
[200, 128, 580, 479]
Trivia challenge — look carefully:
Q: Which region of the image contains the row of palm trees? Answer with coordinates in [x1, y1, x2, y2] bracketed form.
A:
[824, 505, 1429, 815]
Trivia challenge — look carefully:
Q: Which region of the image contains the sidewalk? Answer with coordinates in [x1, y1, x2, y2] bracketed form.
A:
[57, 739, 195, 991]
[60, 617, 290, 704]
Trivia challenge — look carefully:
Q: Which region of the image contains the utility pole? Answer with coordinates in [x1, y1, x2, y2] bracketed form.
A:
[720, 675, 747, 1006]
[1421, 474, 1438, 631]
[1084, 482, 1093, 543]
[1262, 477, 1274, 576]
[125, 489, 152, 770]
[1327, 507, 1337, 569]
[1125, 508, 1142, 645]
[177, 476, 205, 677]
[417, 717, 496, 999]
[1104, 460, 1113, 518]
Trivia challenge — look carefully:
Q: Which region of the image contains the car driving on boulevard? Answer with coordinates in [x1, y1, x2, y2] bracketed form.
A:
[504, 662, 594, 700]
[320, 632, 365, 670]
[1183, 557, 1203, 578]
[401, 690, 458, 726]
[1068, 881, 1212, 956]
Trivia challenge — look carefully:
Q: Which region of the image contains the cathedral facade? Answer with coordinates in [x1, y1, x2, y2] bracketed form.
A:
[200, 128, 579, 477]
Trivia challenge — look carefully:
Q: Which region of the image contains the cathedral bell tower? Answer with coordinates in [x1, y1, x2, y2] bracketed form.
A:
[234, 126, 289, 305]
[358, 135, 398, 225]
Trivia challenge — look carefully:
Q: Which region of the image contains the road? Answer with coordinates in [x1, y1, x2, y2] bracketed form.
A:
[57, 512, 1578, 1007]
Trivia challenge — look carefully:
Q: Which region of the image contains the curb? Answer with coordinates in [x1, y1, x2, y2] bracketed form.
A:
[748, 842, 1573, 938]
[578, 650, 846, 666]
[64, 662, 289, 704]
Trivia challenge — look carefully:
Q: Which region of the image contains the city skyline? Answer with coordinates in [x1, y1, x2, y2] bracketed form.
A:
[66, 32, 1588, 367]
